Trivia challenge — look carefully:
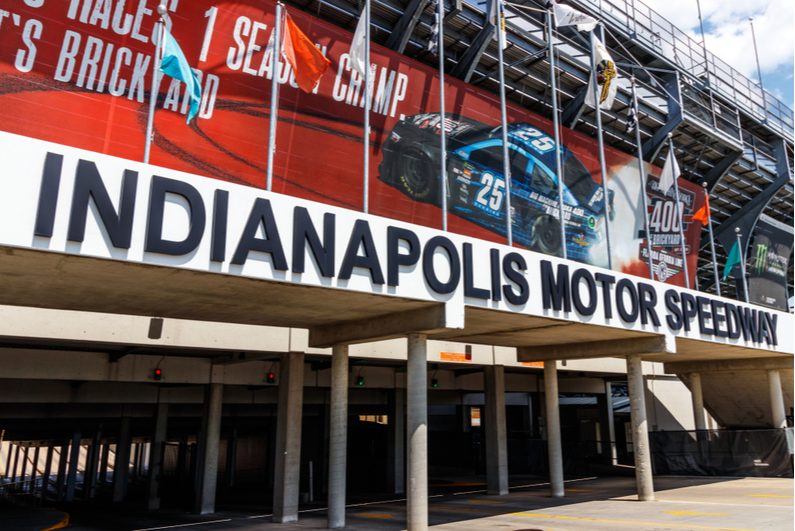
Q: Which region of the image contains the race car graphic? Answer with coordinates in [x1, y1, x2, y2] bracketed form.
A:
[378, 113, 614, 266]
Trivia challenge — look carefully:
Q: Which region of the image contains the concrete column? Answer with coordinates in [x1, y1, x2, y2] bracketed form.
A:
[386, 388, 405, 494]
[11, 444, 20, 483]
[543, 361, 564, 498]
[20, 446, 29, 485]
[4, 442, 13, 481]
[195, 383, 223, 515]
[65, 429, 82, 502]
[483, 365, 508, 495]
[113, 417, 132, 502]
[148, 403, 169, 510]
[56, 439, 69, 501]
[99, 444, 110, 486]
[767, 369, 787, 429]
[86, 425, 102, 499]
[407, 333, 428, 531]
[689, 373, 707, 431]
[626, 354, 654, 501]
[30, 446, 39, 493]
[273, 352, 305, 524]
[604, 380, 617, 465]
[328, 344, 349, 529]
[41, 445, 54, 502]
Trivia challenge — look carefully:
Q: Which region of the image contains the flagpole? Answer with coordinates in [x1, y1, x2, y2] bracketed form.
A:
[497, 0, 512, 246]
[438, 0, 447, 231]
[735, 227, 749, 303]
[267, 3, 283, 191]
[703, 182, 720, 296]
[667, 133, 689, 289]
[144, 14, 166, 164]
[631, 76, 654, 281]
[363, 0, 371, 214]
[549, 9, 566, 259]
[591, 26, 612, 270]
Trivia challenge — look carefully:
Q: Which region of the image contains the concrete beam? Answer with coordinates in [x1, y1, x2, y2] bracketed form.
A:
[517, 335, 674, 362]
[308, 304, 463, 348]
[664, 357, 792, 375]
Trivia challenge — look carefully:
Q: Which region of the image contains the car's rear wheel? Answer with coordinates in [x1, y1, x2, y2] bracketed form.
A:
[530, 215, 563, 256]
[394, 144, 437, 202]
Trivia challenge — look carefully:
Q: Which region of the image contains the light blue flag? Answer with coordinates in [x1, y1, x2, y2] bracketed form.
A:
[160, 29, 201, 124]
[723, 240, 741, 281]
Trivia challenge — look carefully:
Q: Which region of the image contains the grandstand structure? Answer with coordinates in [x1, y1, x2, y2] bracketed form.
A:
[294, 0, 794, 302]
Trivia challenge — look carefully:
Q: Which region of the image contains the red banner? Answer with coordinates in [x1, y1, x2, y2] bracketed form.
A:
[0, 0, 702, 286]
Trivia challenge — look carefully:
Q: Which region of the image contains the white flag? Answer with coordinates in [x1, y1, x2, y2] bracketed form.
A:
[349, 6, 368, 77]
[584, 33, 618, 110]
[547, 1, 597, 32]
[658, 147, 680, 196]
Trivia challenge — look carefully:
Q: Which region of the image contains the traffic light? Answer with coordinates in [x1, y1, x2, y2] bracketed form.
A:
[431, 379, 438, 388]
[356, 376, 364, 386]
[267, 372, 276, 384]
[154, 368, 162, 381]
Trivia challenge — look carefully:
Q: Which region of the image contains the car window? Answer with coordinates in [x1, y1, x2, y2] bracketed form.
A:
[530, 162, 557, 198]
[562, 154, 595, 205]
[469, 145, 529, 179]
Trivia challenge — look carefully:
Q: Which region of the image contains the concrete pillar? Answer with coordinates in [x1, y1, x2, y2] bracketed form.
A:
[483, 365, 508, 495]
[273, 352, 305, 523]
[113, 417, 132, 502]
[626, 354, 654, 501]
[30, 446, 39, 493]
[20, 446, 29, 485]
[11, 444, 20, 483]
[328, 344, 349, 529]
[41, 445, 54, 502]
[86, 425, 102, 499]
[65, 429, 82, 502]
[386, 388, 405, 494]
[56, 439, 69, 501]
[4, 442, 13, 481]
[604, 380, 617, 465]
[99, 443, 110, 487]
[689, 373, 707, 431]
[768, 369, 787, 429]
[543, 361, 564, 498]
[407, 333, 428, 531]
[148, 403, 169, 510]
[195, 383, 223, 515]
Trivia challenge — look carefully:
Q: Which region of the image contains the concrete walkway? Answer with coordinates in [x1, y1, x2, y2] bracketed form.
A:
[2, 476, 792, 531]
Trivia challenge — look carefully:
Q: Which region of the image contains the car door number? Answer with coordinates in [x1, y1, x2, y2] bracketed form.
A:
[476, 172, 505, 212]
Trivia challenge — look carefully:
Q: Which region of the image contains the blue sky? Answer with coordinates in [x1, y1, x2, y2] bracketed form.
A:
[641, 0, 794, 111]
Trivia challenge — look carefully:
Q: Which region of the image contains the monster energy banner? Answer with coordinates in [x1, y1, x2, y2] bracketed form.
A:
[748, 215, 793, 311]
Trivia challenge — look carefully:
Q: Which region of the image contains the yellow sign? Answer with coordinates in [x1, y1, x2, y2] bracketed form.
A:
[441, 352, 471, 362]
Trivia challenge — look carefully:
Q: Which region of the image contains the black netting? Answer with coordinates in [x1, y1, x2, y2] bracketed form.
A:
[650, 429, 793, 477]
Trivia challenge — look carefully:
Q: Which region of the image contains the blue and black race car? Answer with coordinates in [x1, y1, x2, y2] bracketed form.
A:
[378, 113, 613, 267]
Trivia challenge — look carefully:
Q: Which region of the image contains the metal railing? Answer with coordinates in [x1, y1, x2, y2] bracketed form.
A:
[570, 0, 794, 137]
[0, 477, 45, 507]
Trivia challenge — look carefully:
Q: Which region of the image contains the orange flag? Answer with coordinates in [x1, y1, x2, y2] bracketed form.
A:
[691, 194, 709, 226]
[282, 13, 331, 93]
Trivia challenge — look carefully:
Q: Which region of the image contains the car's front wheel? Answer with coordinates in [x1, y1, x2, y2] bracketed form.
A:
[394, 144, 438, 203]
[530, 215, 563, 257]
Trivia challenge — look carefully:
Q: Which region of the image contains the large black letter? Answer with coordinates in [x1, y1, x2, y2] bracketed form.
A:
[680, 292, 697, 332]
[637, 282, 660, 326]
[490, 249, 502, 301]
[502, 252, 529, 305]
[210, 189, 228, 262]
[292, 207, 335, 277]
[595, 273, 616, 319]
[34, 152, 63, 238]
[145, 176, 206, 256]
[725, 303, 741, 339]
[69, 159, 138, 248]
[616, 279, 639, 323]
[464, 243, 489, 299]
[422, 236, 460, 294]
[541, 261, 571, 312]
[338, 220, 385, 284]
[665, 289, 682, 330]
[230, 197, 288, 269]
[571, 268, 597, 316]
[696, 296, 714, 335]
[387, 226, 420, 286]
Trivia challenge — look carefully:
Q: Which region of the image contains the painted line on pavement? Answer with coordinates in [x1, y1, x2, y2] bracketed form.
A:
[512, 512, 757, 531]
[663, 511, 729, 516]
[40, 510, 69, 531]
[747, 494, 792, 498]
[132, 519, 232, 531]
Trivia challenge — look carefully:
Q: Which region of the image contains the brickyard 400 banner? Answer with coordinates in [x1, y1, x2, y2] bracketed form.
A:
[0, 0, 704, 287]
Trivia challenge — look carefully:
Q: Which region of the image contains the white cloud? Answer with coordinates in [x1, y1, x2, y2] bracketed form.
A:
[636, 0, 794, 83]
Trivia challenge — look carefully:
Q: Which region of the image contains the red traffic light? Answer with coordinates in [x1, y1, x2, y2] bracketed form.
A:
[154, 368, 162, 381]
[267, 372, 276, 384]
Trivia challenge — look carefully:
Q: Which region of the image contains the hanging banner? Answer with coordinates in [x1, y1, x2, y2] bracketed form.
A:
[0, 0, 685, 279]
[748, 215, 793, 311]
